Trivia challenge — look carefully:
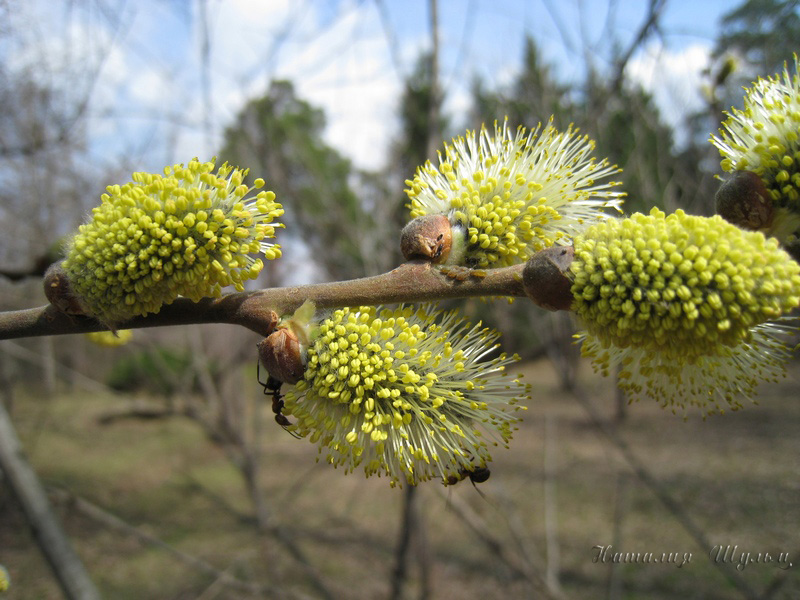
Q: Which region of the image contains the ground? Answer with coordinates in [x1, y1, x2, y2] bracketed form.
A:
[1, 358, 798, 599]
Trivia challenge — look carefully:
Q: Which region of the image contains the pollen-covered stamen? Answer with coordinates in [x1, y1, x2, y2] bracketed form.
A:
[711, 56, 800, 248]
[571, 207, 800, 415]
[61, 159, 283, 325]
[581, 319, 794, 416]
[282, 305, 529, 487]
[405, 118, 624, 269]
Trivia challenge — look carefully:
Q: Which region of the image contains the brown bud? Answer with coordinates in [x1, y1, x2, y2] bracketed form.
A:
[257, 327, 306, 385]
[715, 170, 773, 230]
[400, 215, 453, 263]
[522, 245, 575, 311]
[43, 261, 89, 316]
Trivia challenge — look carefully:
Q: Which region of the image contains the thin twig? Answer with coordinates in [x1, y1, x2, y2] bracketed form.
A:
[0, 339, 108, 393]
[607, 471, 628, 600]
[389, 485, 417, 600]
[238, 450, 336, 600]
[543, 413, 561, 594]
[48, 488, 285, 598]
[184, 341, 335, 600]
[0, 403, 101, 600]
[0, 261, 526, 340]
[758, 552, 799, 599]
[433, 486, 562, 599]
[608, 0, 666, 95]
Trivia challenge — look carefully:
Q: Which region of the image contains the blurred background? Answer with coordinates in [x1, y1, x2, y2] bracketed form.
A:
[1, 0, 799, 598]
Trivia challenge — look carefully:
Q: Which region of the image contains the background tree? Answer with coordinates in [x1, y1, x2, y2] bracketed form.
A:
[218, 80, 394, 281]
[2, 1, 800, 599]
[714, 0, 800, 75]
[386, 51, 448, 232]
[473, 36, 573, 131]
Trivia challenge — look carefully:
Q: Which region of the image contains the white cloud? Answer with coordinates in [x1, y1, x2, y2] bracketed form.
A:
[283, 14, 401, 171]
[6, 10, 117, 95]
[7, 0, 734, 174]
[162, 0, 404, 171]
[626, 42, 711, 147]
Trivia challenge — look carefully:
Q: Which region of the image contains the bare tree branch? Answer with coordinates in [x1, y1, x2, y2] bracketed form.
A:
[0, 261, 526, 340]
[432, 485, 563, 599]
[48, 488, 294, 599]
[609, 0, 667, 95]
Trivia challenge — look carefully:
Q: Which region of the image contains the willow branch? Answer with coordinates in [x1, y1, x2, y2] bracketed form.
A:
[0, 261, 526, 340]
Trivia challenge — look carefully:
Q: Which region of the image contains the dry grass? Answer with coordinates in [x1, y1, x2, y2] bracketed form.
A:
[1, 357, 799, 599]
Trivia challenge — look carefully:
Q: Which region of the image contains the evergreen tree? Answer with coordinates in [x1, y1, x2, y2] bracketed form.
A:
[702, 0, 800, 145]
[219, 80, 381, 280]
[715, 0, 800, 75]
[470, 36, 571, 131]
[582, 77, 713, 214]
[387, 52, 447, 229]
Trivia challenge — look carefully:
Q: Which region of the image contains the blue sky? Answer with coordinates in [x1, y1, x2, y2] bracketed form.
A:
[3, 0, 739, 173]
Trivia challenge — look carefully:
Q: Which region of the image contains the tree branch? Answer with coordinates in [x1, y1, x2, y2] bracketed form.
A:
[0, 261, 526, 340]
[0, 401, 101, 600]
[609, 0, 666, 95]
[49, 488, 287, 598]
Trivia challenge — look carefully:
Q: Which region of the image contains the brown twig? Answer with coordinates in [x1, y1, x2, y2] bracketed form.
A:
[389, 485, 420, 600]
[0, 261, 526, 340]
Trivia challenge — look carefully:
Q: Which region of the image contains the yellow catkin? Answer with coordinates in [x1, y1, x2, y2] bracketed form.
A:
[571, 207, 800, 415]
[62, 159, 283, 325]
[711, 56, 800, 246]
[283, 305, 528, 487]
[406, 118, 624, 268]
